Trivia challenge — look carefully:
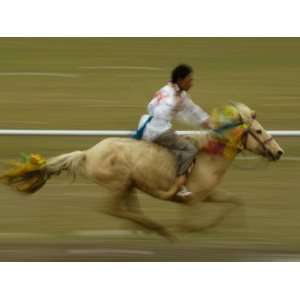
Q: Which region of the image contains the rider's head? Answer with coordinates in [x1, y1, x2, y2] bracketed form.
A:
[171, 64, 193, 91]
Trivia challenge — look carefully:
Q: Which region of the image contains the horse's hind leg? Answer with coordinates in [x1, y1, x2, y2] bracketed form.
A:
[124, 189, 142, 214]
[94, 162, 175, 241]
[108, 189, 175, 241]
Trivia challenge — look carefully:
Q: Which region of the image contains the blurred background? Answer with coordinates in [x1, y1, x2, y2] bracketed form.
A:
[0, 38, 299, 261]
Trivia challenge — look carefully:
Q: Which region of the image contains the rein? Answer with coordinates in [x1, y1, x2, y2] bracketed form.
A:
[213, 122, 244, 134]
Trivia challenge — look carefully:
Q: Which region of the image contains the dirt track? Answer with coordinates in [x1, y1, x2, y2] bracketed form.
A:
[2, 240, 300, 261]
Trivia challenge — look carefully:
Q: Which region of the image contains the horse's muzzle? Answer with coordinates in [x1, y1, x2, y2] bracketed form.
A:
[268, 149, 284, 161]
[274, 150, 284, 160]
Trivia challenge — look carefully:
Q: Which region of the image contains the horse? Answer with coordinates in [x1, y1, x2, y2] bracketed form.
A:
[0, 103, 284, 240]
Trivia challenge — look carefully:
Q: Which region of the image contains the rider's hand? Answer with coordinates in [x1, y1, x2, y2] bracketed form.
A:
[201, 118, 213, 129]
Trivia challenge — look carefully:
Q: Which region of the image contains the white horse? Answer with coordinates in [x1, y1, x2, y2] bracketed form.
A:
[0, 103, 284, 240]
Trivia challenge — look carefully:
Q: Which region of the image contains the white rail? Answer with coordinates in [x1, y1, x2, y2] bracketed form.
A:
[0, 129, 299, 137]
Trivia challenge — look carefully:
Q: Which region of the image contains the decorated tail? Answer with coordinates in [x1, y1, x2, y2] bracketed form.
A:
[0, 151, 86, 194]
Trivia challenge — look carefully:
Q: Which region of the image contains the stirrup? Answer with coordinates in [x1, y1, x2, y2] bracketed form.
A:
[176, 186, 192, 197]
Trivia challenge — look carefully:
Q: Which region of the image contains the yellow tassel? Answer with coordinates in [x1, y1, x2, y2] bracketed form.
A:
[0, 153, 47, 182]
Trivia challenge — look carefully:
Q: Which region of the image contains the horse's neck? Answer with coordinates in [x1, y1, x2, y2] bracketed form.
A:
[197, 132, 236, 172]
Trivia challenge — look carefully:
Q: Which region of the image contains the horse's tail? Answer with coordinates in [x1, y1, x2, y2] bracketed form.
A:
[0, 151, 86, 194]
[46, 151, 86, 179]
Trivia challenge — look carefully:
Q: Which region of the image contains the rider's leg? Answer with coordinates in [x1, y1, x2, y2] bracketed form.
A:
[174, 160, 195, 196]
[154, 130, 198, 198]
[175, 147, 198, 197]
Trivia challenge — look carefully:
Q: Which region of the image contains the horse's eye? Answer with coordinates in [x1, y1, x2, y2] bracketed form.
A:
[256, 129, 262, 134]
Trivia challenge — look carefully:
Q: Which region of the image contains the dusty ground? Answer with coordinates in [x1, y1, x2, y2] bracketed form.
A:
[0, 38, 299, 261]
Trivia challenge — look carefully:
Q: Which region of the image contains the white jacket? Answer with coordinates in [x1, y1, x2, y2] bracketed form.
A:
[139, 83, 209, 141]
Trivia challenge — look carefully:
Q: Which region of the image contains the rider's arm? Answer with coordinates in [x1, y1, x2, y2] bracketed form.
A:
[176, 96, 211, 128]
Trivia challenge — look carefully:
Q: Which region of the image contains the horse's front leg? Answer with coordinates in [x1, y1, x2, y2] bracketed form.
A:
[201, 189, 244, 230]
[178, 191, 211, 232]
[180, 189, 243, 232]
[205, 189, 243, 207]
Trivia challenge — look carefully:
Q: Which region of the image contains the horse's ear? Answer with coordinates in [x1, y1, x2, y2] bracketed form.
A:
[228, 101, 244, 122]
[229, 100, 242, 108]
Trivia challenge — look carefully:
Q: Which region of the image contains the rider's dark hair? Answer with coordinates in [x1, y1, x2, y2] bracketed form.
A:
[171, 64, 193, 84]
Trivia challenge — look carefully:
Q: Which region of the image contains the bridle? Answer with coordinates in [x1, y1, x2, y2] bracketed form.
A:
[239, 121, 275, 160]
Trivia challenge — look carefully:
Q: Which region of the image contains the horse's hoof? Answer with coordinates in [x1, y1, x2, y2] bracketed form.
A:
[232, 198, 243, 206]
[178, 223, 210, 233]
[158, 229, 177, 242]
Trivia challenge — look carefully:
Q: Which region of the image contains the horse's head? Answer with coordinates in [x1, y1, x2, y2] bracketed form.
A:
[231, 102, 284, 161]
[210, 102, 284, 161]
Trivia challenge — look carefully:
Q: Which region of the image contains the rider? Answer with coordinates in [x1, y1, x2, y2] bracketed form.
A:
[134, 64, 212, 197]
